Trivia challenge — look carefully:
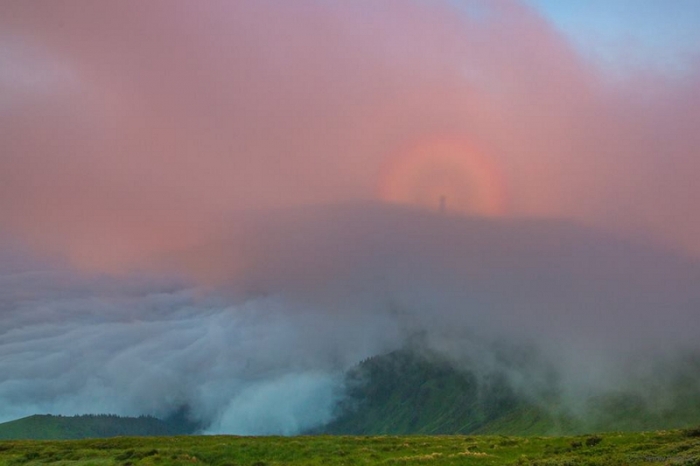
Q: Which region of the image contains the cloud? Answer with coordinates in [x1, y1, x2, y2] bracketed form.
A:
[208, 372, 341, 435]
[0, 236, 403, 431]
[2, 203, 700, 432]
[1, 0, 699, 272]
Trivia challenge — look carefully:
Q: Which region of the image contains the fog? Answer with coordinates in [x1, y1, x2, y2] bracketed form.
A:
[1, 204, 700, 432]
[1, 0, 700, 271]
[0, 245, 400, 431]
[2, 0, 700, 434]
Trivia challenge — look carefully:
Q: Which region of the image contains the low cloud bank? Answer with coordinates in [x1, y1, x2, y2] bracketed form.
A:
[2, 204, 700, 433]
[0, 240, 401, 431]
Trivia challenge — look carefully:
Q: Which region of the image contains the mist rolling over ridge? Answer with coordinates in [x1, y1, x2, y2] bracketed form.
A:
[2, 203, 700, 434]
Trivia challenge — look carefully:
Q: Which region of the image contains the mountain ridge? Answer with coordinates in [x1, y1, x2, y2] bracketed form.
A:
[317, 346, 700, 436]
[3, 346, 700, 439]
[0, 411, 198, 440]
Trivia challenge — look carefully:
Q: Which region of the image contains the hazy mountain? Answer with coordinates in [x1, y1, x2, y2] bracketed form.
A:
[3, 203, 700, 436]
[319, 345, 700, 436]
[0, 413, 198, 440]
[3, 345, 700, 439]
[319, 345, 544, 435]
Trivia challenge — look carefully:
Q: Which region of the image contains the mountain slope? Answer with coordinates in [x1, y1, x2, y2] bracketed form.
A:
[320, 347, 700, 436]
[0, 413, 197, 440]
[321, 347, 557, 435]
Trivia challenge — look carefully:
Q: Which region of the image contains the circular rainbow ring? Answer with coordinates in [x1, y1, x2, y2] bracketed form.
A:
[377, 137, 508, 217]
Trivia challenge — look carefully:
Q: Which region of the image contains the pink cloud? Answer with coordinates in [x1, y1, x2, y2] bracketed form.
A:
[1, 0, 699, 274]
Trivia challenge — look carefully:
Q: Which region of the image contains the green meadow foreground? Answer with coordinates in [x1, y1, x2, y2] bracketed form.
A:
[1, 430, 700, 466]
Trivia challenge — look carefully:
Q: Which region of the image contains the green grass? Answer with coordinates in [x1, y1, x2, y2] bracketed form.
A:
[1, 429, 700, 465]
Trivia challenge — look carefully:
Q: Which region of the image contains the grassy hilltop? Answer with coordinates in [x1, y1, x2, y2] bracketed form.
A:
[1, 429, 700, 465]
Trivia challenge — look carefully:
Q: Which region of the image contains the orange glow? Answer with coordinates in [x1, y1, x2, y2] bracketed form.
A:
[377, 138, 508, 216]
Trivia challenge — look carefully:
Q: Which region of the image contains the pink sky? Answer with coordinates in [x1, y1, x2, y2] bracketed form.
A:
[1, 0, 699, 273]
